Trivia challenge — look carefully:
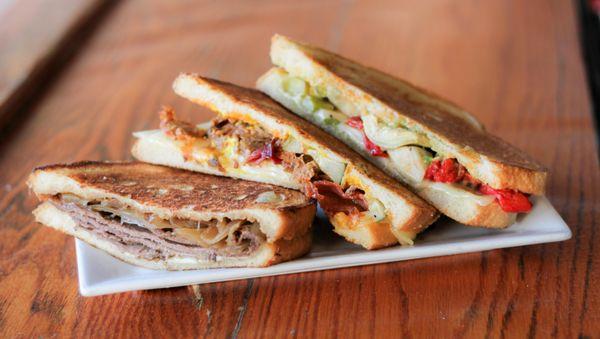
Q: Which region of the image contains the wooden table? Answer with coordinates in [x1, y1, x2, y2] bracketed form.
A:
[1, 0, 598, 337]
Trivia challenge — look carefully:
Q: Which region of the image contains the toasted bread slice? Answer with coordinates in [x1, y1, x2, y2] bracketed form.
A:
[258, 67, 515, 228]
[28, 161, 315, 269]
[156, 73, 439, 249]
[268, 34, 547, 195]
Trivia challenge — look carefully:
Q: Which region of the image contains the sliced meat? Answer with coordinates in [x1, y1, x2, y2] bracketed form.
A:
[52, 199, 265, 260]
[281, 153, 329, 195]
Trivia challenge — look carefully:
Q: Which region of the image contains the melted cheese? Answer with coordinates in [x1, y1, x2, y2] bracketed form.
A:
[418, 182, 495, 206]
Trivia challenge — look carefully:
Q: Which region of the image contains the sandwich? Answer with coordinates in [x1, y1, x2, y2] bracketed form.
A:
[257, 34, 547, 228]
[27, 161, 315, 269]
[132, 74, 439, 249]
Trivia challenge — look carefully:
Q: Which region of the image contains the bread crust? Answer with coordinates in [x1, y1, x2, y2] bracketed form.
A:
[269, 34, 547, 195]
[330, 216, 398, 250]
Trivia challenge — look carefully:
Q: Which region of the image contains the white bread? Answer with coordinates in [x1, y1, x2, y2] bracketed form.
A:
[131, 131, 302, 190]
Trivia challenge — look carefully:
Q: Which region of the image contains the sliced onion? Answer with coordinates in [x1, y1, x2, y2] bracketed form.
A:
[367, 199, 386, 221]
[226, 220, 246, 247]
[196, 121, 212, 131]
[89, 204, 157, 229]
[388, 146, 431, 184]
[307, 149, 346, 184]
[362, 114, 429, 149]
[89, 198, 253, 247]
[282, 136, 303, 154]
[391, 228, 415, 246]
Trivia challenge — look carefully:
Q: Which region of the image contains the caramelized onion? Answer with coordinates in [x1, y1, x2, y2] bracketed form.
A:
[80, 196, 260, 248]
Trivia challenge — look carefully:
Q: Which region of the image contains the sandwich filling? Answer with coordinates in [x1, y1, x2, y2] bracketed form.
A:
[134, 108, 414, 245]
[50, 193, 266, 260]
[262, 70, 532, 214]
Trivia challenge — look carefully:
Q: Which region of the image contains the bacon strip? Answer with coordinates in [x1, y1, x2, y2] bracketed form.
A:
[309, 180, 368, 217]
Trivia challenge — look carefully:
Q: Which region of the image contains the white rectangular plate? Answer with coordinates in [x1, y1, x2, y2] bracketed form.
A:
[76, 196, 570, 296]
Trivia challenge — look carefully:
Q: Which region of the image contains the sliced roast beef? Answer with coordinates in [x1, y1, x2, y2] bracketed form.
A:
[51, 198, 266, 261]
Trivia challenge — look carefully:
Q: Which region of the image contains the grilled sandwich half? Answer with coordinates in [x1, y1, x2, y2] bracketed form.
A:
[28, 161, 315, 269]
[257, 34, 547, 228]
[132, 74, 438, 249]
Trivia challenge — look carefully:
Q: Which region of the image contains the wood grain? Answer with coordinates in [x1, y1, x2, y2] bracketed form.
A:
[0, 0, 598, 337]
[0, 0, 116, 133]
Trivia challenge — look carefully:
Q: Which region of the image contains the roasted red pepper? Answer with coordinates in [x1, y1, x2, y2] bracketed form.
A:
[424, 158, 465, 183]
[246, 139, 282, 164]
[424, 158, 532, 213]
[346, 116, 387, 157]
[479, 184, 532, 213]
[346, 116, 364, 129]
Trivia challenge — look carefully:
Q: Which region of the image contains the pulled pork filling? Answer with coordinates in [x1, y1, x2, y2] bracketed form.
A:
[159, 109, 374, 220]
[207, 117, 273, 159]
[160, 107, 205, 142]
[53, 194, 265, 260]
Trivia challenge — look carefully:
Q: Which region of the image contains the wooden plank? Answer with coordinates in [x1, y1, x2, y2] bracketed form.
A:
[0, 0, 597, 337]
[0, 0, 116, 133]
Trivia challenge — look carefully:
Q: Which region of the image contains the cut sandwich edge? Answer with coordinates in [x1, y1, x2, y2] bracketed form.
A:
[27, 163, 315, 242]
[34, 202, 312, 269]
[257, 68, 519, 228]
[268, 36, 547, 195]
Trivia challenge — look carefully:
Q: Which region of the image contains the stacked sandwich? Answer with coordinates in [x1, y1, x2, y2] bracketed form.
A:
[28, 35, 547, 270]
